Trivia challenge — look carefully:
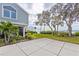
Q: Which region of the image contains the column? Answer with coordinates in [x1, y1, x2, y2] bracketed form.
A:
[23, 26, 26, 37]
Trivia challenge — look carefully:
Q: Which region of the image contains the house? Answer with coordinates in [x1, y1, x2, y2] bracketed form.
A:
[0, 3, 29, 37]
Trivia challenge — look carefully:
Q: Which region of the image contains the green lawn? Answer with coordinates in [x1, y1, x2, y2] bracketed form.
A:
[32, 34, 79, 44]
[0, 33, 79, 47]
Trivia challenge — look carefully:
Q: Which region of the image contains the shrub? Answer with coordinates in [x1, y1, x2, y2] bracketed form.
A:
[0, 39, 5, 46]
[57, 32, 68, 37]
[40, 31, 52, 34]
[75, 32, 79, 36]
[25, 33, 36, 40]
[27, 31, 37, 34]
[0, 39, 4, 43]
[11, 35, 22, 40]
[11, 39, 16, 44]
[16, 36, 25, 40]
[10, 35, 25, 43]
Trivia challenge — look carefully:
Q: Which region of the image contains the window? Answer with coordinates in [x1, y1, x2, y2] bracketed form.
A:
[4, 9, 10, 17]
[3, 6, 16, 12]
[11, 11, 16, 19]
[3, 6, 16, 19]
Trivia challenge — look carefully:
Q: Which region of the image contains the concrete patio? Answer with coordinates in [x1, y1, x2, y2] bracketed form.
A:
[0, 38, 79, 56]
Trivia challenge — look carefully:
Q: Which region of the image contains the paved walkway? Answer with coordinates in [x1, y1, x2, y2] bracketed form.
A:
[0, 38, 79, 56]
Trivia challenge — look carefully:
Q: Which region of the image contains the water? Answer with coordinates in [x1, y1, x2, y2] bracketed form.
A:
[58, 30, 79, 34]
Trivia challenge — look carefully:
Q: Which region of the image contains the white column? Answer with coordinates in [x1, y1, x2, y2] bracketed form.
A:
[23, 26, 26, 37]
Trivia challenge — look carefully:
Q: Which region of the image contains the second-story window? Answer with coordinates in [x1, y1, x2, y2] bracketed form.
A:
[11, 11, 16, 19]
[4, 9, 10, 18]
[3, 6, 16, 19]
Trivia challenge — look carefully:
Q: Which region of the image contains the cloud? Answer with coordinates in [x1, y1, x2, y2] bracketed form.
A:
[18, 3, 44, 14]
[32, 3, 44, 14]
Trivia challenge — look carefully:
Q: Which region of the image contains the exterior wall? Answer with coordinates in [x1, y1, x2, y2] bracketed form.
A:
[0, 3, 29, 37]
[0, 4, 2, 18]
[0, 3, 28, 26]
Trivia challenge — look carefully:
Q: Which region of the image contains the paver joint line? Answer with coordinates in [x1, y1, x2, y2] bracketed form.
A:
[1, 39, 79, 56]
[57, 42, 65, 56]
[16, 44, 29, 56]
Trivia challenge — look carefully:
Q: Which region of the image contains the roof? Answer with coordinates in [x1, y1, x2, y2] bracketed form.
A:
[15, 3, 29, 15]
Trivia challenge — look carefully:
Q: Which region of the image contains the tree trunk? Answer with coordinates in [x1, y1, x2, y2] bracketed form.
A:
[47, 24, 54, 34]
[40, 25, 41, 33]
[56, 25, 59, 33]
[67, 17, 72, 37]
[8, 35, 10, 43]
[53, 26, 56, 35]
[44, 24, 45, 31]
[68, 25, 72, 37]
[65, 16, 72, 37]
[4, 34, 8, 45]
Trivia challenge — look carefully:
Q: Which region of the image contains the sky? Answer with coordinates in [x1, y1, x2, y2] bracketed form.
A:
[18, 3, 54, 23]
[18, 3, 79, 31]
[18, 3, 44, 14]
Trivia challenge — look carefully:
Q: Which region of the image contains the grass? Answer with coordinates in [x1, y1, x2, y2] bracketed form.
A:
[32, 34, 79, 45]
[0, 33, 79, 47]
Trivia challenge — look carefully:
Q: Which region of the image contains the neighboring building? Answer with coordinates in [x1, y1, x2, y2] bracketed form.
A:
[0, 3, 29, 37]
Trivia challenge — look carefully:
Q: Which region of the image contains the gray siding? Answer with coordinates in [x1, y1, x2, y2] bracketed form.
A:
[0, 3, 28, 26]
[0, 4, 2, 18]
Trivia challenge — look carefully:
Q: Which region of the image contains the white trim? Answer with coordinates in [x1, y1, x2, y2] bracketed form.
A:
[2, 4, 4, 18]
[2, 5, 17, 20]
[11, 22, 27, 26]
[0, 20, 27, 26]
[10, 11, 17, 19]
[16, 4, 29, 15]
[3, 9, 10, 18]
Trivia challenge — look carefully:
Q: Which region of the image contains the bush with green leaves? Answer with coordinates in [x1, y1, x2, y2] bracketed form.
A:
[10, 35, 25, 44]
[0, 39, 5, 46]
[75, 32, 79, 36]
[25, 33, 36, 40]
[40, 31, 52, 34]
[10, 39, 16, 44]
[57, 32, 68, 37]
[0, 21, 19, 45]
[27, 31, 37, 34]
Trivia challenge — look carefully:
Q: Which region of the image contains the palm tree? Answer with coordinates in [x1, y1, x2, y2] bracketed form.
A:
[0, 21, 19, 44]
